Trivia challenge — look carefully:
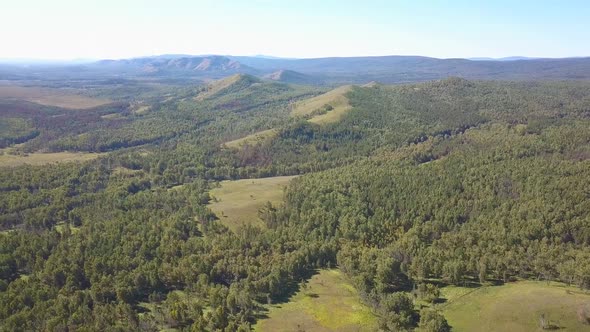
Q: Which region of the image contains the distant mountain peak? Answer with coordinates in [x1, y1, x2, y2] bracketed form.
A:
[150, 56, 246, 72]
[193, 56, 243, 71]
[264, 69, 313, 84]
[94, 55, 252, 74]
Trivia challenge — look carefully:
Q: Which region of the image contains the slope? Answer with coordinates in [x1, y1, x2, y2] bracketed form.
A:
[264, 69, 316, 84]
[290, 85, 353, 124]
[195, 74, 262, 100]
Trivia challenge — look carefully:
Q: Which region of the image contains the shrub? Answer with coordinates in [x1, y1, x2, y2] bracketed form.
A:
[419, 309, 451, 332]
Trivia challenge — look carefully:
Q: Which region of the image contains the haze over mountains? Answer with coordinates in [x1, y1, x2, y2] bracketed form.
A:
[2, 54, 590, 84]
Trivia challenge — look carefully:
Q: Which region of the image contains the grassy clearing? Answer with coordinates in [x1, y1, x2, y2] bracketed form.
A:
[133, 105, 151, 114]
[441, 281, 590, 331]
[291, 85, 353, 124]
[207, 176, 296, 232]
[0, 151, 101, 167]
[223, 129, 278, 149]
[254, 269, 378, 332]
[100, 113, 125, 119]
[55, 222, 80, 234]
[195, 74, 243, 101]
[0, 85, 111, 109]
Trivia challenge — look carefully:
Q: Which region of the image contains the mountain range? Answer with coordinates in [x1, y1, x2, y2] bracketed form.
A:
[2, 54, 590, 84]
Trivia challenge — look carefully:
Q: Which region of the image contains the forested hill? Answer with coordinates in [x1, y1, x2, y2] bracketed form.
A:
[1, 77, 590, 330]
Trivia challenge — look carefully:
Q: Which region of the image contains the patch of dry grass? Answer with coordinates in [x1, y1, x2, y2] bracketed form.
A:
[0, 85, 111, 109]
[195, 74, 243, 101]
[207, 176, 296, 232]
[133, 105, 151, 114]
[291, 85, 353, 124]
[223, 129, 278, 149]
[0, 151, 101, 167]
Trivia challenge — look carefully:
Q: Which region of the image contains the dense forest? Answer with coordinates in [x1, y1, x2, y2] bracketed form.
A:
[1, 76, 590, 331]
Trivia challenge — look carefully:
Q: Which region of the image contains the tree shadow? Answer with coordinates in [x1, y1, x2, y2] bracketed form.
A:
[432, 297, 447, 304]
[542, 324, 563, 330]
[253, 268, 321, 321]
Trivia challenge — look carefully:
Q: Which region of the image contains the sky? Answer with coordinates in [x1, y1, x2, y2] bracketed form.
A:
[2, 0, 589, 60]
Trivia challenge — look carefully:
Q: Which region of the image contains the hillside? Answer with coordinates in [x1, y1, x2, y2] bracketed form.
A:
[263, 69, 315, 84]
[291, 85, 353, 124]
[195, 74, 262, 100]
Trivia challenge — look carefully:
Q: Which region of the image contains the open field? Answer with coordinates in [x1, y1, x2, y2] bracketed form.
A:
[207, 176, 296, 232]
[441, 281, 590, 331]
[0, 151, 101, 167]
[291, 85, 352, 124]
[0, 85, 111, 109]
[223, 128, 278, 149]
[254, 269, 377, 332]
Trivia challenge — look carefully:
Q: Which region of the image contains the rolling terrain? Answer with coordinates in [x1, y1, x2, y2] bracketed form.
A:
[1, 67, 590, 331]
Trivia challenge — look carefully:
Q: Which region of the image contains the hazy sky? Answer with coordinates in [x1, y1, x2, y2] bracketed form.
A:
[2, 0, 589, 60]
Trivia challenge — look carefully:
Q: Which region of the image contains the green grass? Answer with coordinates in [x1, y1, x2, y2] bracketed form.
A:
[207, 176, 296, 232]
[440, 281, 590, 331]
[254, 269, 378, 332]
[291, 85, 353, 124]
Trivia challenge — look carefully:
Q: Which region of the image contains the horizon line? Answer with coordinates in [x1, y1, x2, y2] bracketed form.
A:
[1, 54, 590, 64]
